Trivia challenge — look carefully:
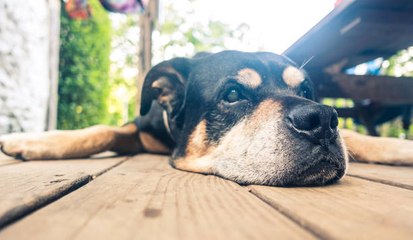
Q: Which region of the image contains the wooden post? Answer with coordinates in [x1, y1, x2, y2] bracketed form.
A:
[46, 0, 61, 130]
[137, 0, 159, 115]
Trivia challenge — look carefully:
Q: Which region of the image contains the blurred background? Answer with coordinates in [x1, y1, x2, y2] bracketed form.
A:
[0, 0, 412, 138]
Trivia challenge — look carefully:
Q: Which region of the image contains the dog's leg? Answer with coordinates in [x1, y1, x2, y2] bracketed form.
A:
[340, 129, 413, 165]
[0, 123, 143, 160]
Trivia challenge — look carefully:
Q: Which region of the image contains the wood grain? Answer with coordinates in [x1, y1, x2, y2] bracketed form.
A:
[0, 152, 19, 167]
[250, 176, 413, 240]
[0, 156, 126, 228]
[0, 154, 314, 240]
[45, 0, 61, 130]
[317, 74, 413, 104]
[348, 163, 413, 190]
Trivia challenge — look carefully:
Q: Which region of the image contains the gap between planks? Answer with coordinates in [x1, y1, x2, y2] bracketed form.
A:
[248, 176, 413, 240]
[0, 155, 129, 229]
[0, 152, 20, 167]
[243, 162, 413, 239]
[347, 162, 413, 190]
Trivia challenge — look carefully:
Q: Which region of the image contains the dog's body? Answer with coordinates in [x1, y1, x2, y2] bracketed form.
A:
[1, 51, 413, 186]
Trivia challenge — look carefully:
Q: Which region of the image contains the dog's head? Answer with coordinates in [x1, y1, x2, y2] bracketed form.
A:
[140, 51, 348, 186]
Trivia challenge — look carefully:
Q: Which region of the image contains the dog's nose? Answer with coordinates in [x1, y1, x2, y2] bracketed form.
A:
[287, 104, 339, 147]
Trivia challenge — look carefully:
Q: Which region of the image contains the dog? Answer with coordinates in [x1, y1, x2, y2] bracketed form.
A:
[1, 51, 413, 186]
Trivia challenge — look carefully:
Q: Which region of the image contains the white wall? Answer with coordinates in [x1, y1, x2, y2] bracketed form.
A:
[0, 0, 59, 134]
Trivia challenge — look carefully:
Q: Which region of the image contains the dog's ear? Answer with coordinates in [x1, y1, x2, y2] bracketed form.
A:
[140, 57, 191, 118]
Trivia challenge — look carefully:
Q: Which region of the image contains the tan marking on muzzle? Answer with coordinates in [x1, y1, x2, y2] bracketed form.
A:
[186, 120, 209, 157]
[236, 68, 262, 88]
[174, 120, 214, 173]
[282, 66, 305, 88]
[248, 100, 283, 130]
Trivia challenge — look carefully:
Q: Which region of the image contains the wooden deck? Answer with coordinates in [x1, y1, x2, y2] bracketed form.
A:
[0, 153, 412, 239]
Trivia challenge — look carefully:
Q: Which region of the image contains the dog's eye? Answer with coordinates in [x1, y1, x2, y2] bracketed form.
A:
[224, 89, 242, 103]
[301, 89, 309, 98]
[299, 85, 314, 100]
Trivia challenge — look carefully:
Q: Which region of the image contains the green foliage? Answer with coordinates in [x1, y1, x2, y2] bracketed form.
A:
[321, 98, 364, 133]
[106, 14, 139, 126]
[106, 68, 137, 126]
[154, 0, 249, 60]
[58, 0, 112, 129]
[380, 47, 413, 139]
[382, 47, 413, 77]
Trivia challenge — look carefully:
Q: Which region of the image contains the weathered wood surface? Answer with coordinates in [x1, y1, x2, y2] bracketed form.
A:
[0, 153, 19, 167]
[285, 0, 413, 72]
[1, 154, 412, 239]
[250, 177, 413, 239]
[315, 74, 413, 104]
[0, 156, 126, 228]
[0, 155, 314, 240]
[348, 162, 413, 190]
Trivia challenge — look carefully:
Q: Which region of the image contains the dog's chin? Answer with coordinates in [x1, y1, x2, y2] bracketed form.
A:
[260, 145, 348, 187]
[237, 159, 347, 187]
[210, 143, 348, 187]
[278, 159, 347, 187]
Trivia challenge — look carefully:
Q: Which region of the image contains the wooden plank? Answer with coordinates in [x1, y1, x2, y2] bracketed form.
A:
[331, 9, 413, 69]
[250, 177, 413, 240]
[284, 0, 356, 68]
[0, 151, 117, 167]
[315, 74, 413, 104]
[0, 152, 20, 167]
[348, 163, 413, 190]
[285, 1, 413, 71]
[0, 156, 126, 228]
[0, 159, 19, 167]
[0, 159, 18, 167]
[0, 154, 315, 240]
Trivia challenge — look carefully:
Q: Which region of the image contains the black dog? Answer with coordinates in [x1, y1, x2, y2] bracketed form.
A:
[1, 51, 413, 186]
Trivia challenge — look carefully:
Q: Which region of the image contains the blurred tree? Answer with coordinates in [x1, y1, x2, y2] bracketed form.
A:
[379, 46, 413, 139]
[153, 0, 249, 61]
[58, 0, 112, 129]
[381, 47, 413, 78]
[106, 14, 139, 126]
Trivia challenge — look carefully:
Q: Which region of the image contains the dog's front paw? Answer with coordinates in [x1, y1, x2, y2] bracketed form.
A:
[0, 133, 43, 160]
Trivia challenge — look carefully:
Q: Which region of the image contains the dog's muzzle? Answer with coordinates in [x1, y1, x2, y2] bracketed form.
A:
[282, 103, 347, 186]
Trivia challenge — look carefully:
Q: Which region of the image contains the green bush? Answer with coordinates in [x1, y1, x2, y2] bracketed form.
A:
[58, 0, 112, 129]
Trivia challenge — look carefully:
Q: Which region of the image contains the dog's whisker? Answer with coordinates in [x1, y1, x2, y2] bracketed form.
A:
[299, 56, 314, 69]
[346, 150, 356, 162]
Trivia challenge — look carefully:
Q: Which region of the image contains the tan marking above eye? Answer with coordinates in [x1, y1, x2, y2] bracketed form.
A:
[236, 68, 262, 88]
[282, 66, 305, 88]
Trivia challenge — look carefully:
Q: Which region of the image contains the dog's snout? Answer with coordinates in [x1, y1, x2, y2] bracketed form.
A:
[287, 104, 338, 147]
